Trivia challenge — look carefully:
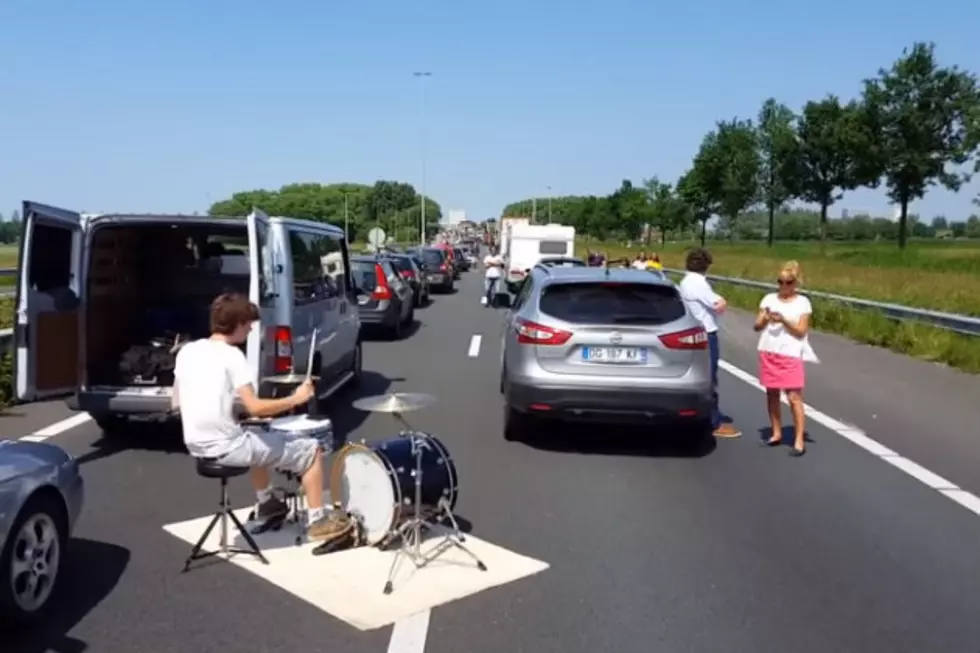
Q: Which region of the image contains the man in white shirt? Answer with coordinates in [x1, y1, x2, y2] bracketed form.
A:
[482, 247, 503, 307]
[172, 293, 345, 540]
[678, 248, 741, 438]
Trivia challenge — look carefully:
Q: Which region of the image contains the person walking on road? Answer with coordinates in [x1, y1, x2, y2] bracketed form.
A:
[482, 246, 504, 307]
[754, 261, 816, 457]
[679, 248, 741, 438]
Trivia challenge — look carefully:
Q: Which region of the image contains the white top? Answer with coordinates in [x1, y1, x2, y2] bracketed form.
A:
[174, 338, 253, 457]
[484, 254, 503, 279]
[757, 293, 815, 360]
[631, 259, 647, 270]
[679, 272, 722, 333]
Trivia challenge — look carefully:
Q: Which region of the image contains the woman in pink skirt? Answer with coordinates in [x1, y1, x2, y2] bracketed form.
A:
[754, 261, 814, 457]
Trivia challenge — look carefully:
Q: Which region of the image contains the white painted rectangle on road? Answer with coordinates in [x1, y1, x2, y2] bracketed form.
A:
[20, 412, 92, 441]
[467, 335, 482, 358]
[388, 610, 431, 653]
[163, 509, 549, 631]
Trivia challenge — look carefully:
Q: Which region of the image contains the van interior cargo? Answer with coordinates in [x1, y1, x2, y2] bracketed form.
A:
[85, 222, 252, 387]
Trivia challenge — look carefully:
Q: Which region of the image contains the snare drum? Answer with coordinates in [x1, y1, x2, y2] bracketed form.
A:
[333, 434, 458, 546]
[247, 414, 335, 448]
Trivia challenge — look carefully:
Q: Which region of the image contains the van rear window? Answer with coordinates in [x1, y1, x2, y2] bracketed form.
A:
[421, 250, 445, 265]
[538, 282, 685, 326]
[539, 240, 568, 255]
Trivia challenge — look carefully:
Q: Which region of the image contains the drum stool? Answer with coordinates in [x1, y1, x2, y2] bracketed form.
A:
[182, 459, 269, 571]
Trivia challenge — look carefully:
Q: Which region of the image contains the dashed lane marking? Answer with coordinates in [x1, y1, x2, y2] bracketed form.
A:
[19, 412, 93, 442]
[467, 335, 482, 358]
[718, 359, 980, 518]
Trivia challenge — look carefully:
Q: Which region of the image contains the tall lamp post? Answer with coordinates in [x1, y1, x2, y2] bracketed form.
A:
[546, 186, 553, 224]
[414, 71, 432, 245]
[342, 191, 354, 242]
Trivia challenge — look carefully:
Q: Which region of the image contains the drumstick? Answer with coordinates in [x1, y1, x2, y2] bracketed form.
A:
[305, 327, 318, 381]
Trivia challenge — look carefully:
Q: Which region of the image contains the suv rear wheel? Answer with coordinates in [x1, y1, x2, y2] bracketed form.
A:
[503, 404, 530, 441]
[92, 413, 129, 438]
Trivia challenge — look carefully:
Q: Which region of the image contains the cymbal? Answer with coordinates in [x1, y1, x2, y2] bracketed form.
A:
[352, 392, 437, 413]
[262, 374, 321, 385]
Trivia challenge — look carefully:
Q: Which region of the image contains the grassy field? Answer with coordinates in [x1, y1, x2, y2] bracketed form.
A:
[577, 239, 980, 373]
[0, 244, 15, 288]
[582, 239, 980, 316]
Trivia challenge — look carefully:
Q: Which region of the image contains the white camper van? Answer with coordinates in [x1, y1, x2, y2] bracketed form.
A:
[503, 224, 576, 294]
[13, 201, 362, 436]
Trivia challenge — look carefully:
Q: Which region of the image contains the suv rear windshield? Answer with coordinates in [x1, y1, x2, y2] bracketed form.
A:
[421, 249, 445, 265]
[538, 282, 686, 326]
[388, 256, 414, 273]
[350, 260, 379, 290]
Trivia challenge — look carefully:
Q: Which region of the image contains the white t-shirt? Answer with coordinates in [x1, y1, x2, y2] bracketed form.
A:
[174, 338, 254, 458]
[631, 259, 647, 270]
[757, 293, 815, 359]
[484, 255, 503, 279]
[679, 272, 722, 333]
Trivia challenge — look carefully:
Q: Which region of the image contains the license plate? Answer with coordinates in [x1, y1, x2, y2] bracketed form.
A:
[582, 347, 647, 364]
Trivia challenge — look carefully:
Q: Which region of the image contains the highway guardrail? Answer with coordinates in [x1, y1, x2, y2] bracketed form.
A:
[663, 268, 980, 337]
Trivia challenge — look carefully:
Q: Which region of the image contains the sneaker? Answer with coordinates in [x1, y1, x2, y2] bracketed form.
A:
[307, 513, 353, 541]
[713, 423, 742, 438]
[256, 495, 289, 521]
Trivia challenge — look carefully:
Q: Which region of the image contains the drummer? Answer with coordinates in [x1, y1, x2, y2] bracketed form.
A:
[172, 293, 346, 541]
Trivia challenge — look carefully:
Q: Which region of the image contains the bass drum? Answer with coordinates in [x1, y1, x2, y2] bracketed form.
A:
[332, 434, 458, 546]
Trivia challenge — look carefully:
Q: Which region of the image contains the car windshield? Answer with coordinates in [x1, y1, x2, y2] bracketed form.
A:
[421, 249, 445, 265]
[538, 282, 685, 326]
[350, 260, 378, 290]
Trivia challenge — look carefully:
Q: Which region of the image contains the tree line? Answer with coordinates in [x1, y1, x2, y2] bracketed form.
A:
[501, 42, 980, 249]
[209, 180, 443, 243]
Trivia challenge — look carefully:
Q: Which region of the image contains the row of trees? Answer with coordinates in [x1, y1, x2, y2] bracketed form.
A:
[502, 42, 980, 249]
[0, 215, 20, 244]
[209, 180, 443, 243]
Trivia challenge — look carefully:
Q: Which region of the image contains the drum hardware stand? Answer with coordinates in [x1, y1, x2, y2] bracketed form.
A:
[382, 420, 487, 595]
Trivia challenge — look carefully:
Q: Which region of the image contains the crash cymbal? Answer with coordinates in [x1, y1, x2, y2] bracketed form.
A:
[262, 374, 321, 385]
[352, 392, 437, 413]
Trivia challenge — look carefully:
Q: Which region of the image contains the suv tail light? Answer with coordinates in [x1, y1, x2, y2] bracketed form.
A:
[274, 326, 294, 373]
[401, 269, 415, 279]
[439, 263, 448, 271]
[371, 263, 393, 300]
[515, 318, 573, 345]
[659, 326, 708, 350]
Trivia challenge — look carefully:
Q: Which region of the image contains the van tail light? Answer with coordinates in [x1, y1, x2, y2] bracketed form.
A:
[274, 326, 294, 373]
[659, 326, 708, 350]
[371, 263, 393, 300]
[515, 318, 573, 346]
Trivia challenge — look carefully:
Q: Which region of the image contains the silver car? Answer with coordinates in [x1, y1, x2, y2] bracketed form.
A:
[0, 440, 85, 623]
[499, 266, 712, 440]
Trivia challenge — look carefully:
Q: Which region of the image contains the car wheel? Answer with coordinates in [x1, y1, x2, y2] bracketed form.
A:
[406, 307, 415, 325]
[92, 413, 129, 438]
[503, 404, 529, 442]
[0, 492, 69, 625]
[388, 317, 404, 340]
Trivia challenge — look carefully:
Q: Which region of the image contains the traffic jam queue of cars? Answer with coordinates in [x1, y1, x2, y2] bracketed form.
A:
[1, 201, 477, 627]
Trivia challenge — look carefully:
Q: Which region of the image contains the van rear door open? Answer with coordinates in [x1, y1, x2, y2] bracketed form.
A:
[246, 208, 273, 383]
[14, 201, 85, 401]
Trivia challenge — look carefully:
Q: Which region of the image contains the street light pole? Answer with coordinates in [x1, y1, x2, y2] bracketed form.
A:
[343, 192, 350, 242]
[546, 186, 552, 224]
[414, 71, 432, 245]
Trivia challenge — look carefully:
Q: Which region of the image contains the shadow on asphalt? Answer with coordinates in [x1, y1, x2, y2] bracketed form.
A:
[360, 319, 422, 342]
[520, 422, 718, 458]
[1, 538, 130, 653]
[72, 371, 402, 465]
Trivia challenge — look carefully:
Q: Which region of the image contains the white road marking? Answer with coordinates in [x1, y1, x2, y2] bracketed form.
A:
[19, 412, 92, 442]
[467, 335, 482, 358]
[387, 610, 431, 653]
[719, 359, 980, 517]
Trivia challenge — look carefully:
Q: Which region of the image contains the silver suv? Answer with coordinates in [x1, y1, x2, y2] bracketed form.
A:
[499, 266, 713, 441]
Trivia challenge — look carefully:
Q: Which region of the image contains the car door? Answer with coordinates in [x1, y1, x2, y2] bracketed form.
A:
[14, 201, 85, 402]
[245, 209, 276, 383]
[501, 276, 534, 378]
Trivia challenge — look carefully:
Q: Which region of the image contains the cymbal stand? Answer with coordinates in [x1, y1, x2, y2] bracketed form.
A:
[382, 430, 487, 595]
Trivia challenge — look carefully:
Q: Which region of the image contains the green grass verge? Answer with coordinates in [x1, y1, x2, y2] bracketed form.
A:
[0, 296, 12, 409]
[687, 276, 980, 374]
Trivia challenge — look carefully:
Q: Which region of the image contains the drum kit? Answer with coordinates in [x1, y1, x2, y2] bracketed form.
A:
[244, 339, 487, 595]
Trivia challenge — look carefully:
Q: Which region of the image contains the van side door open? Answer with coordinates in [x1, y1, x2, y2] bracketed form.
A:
[246, 208, 274, 382]
[15, 201, 84, 401]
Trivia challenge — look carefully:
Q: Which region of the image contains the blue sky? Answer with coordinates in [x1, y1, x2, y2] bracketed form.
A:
[2, 0, 978, 223]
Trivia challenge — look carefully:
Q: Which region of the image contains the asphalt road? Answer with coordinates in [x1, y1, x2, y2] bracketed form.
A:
[3, 269, 980, 653]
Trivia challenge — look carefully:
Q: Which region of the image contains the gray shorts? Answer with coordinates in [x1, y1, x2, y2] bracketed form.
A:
[216, 430, 321, 475]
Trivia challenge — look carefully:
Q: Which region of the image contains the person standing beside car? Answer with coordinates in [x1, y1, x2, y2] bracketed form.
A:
[482, 246, 504, 307]
[679, 248, 741, 438]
